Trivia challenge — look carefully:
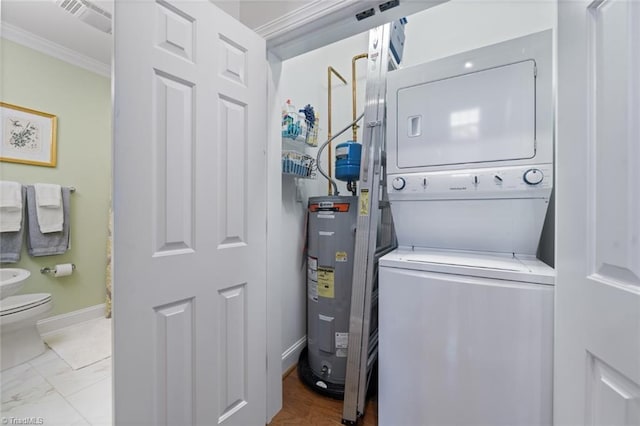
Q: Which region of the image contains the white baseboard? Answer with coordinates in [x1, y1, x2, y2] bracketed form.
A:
[281, 336, 307, 374]
[38, 303, 106, 335]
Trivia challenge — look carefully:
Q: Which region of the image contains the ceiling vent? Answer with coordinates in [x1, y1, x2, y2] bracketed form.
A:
[55, 0, 112, 34]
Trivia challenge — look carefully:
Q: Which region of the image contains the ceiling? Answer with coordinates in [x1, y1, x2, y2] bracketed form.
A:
[1, 0, 113, 65]
[0, 0, 312, 69]
[239, 1, 313, 30]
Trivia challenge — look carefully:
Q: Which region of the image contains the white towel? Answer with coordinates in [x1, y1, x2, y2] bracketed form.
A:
[34, 183, 63, 233]
[35, 183, 62, 207]
[0, 181, 23, 232]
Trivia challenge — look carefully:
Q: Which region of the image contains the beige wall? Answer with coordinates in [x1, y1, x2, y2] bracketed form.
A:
[0, 38, 111, 316]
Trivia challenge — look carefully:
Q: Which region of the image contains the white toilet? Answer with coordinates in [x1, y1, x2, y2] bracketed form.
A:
[0, 269, 53, 370]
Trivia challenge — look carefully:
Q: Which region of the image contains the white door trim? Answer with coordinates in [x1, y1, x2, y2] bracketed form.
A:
[254, 0, 361, 40]
[265, 53, 284, 423]
[259, 0, 449, 60]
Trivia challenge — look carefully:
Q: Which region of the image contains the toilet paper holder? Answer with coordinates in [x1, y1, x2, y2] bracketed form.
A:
[40, 264, 76, 274]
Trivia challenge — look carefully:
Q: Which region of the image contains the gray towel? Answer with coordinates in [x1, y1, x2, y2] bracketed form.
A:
[26, 185, 71, 257]
[0, 186, 26, 263]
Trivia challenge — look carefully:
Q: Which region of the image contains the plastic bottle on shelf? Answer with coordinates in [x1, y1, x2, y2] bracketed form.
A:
[286, 99, 297, 115]
[282, 99, 301, 139]
[284, 100, 296, 124]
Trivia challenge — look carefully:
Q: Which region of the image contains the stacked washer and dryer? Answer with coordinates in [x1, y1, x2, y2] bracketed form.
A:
[379, 31, 555, 425]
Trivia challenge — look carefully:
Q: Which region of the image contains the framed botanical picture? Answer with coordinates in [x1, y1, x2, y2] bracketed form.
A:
[0, 102, 57, 167]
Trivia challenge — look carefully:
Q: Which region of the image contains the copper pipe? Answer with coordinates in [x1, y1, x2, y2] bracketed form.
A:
[327, 66, 347, 195]
[351, 53, 368, 142]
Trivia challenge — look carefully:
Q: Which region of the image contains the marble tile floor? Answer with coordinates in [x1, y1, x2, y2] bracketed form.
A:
[1, 337, 112, 425]
[43, 318, 112, 371]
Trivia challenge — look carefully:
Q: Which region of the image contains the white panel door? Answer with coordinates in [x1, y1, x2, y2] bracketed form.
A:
[113, 1, 267, 424]
[556, 1, 640, 425]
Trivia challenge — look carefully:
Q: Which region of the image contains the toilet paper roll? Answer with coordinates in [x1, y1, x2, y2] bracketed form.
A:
[53, 263, 74, 277]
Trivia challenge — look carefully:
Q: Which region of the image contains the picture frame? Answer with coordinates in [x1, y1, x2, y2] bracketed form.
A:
[0, 102, 57, 167]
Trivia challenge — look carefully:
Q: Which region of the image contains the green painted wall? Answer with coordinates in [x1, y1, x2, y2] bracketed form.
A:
[0, 39, 111, 316]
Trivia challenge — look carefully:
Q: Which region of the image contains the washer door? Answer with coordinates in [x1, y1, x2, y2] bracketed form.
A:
[379, 266, 553, 426]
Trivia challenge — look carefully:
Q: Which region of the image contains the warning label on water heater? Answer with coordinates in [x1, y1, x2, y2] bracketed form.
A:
[317, 267, 335, 298]
[336, 333, 349, 358]
[336, 332, 349, 358]
[308, 268, 318, 281]
[308, 256, 318, 302]
[359, 189, 370, 216]
[335, 332, 348, 348]
[308, 279, 318, 302]
[308, 257, 318, 270]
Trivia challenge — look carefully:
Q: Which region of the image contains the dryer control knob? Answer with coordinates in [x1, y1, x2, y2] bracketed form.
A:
[523, 169, 544, 185]
[392, 177, 406, 191]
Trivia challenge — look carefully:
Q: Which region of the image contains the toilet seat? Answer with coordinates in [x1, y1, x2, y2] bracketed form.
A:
[1, 293, 52, 316]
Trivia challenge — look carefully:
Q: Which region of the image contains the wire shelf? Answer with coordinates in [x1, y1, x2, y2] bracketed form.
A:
[282, 151, 316, 179]
[282, 113, 319, 146]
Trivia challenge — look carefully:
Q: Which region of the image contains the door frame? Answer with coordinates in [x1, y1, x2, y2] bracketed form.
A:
[260, 1, 449, 422]
[255, 0, 448, 60]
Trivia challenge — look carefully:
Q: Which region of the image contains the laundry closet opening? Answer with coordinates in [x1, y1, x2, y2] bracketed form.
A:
[270, 2, 556, 424]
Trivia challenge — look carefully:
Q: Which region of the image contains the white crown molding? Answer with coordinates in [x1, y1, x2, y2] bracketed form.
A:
[254, 0, 361, 41]
[256, 0, 445, 61]
[1, 22, 111, 78]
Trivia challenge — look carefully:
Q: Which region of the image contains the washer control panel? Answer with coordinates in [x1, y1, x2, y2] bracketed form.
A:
[388, 164, 552, 199]
[523, 168, 544, 185]
[392, 177, 406, 190]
